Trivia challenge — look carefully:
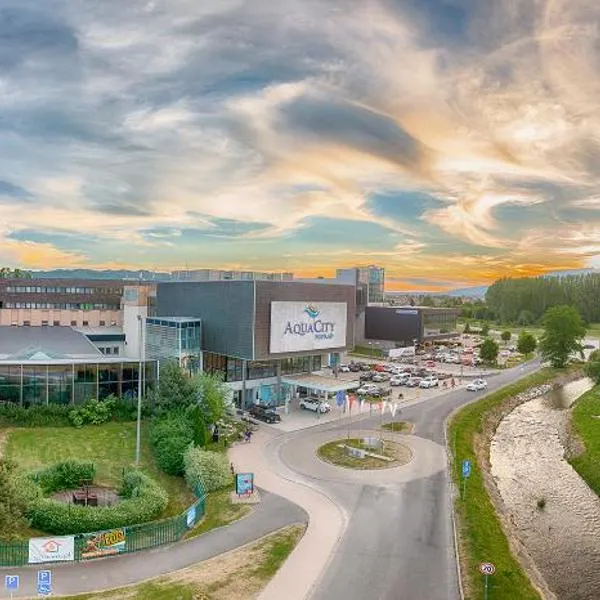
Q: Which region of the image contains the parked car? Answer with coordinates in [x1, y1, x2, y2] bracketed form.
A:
[359, 363, 372, 371]
[390, 375, 408, 386]
[360, 372, 374, 382]
[419, 376, 439, 389]
[300, 398, 332, 413]
[372, 373, 389, 382]
[371, 386, 391, 397]
[339, 364, 351, 373]
[373, 364, 386, 372]
[383, 364, 396, 372]
[357, 384, 378, 395]
[248, 404, 281, 424]
[349, 363, 361, 372]
[405, 376, 422, 387]
[466, 379, 488, 392]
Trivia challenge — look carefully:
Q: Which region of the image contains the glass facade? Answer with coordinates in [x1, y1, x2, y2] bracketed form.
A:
[422, 310, 459, 337]
[203, 353, 321, 382]
[0, 361, 157, 406]
[145, 318, 202, 372]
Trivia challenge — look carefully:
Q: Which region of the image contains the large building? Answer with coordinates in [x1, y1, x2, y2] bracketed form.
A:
[171, 269, 294, 282]
[364, 306, 460, 348]
[336, 265, 385, 304]
[152, 280, 356, 408]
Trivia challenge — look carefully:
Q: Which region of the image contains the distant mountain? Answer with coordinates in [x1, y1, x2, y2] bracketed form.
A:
[546, 268, 600, 277]
[445, 286, 488, 298]
[30, 269, 173, 281]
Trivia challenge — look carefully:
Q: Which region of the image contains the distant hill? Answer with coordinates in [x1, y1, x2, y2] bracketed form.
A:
[445, 286, 488, 298]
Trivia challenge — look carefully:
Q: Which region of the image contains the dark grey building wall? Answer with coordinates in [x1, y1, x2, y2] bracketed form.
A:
[365, 307, 422, 344]
[155, 282, 255, 359]
[254, 281, 356, 359]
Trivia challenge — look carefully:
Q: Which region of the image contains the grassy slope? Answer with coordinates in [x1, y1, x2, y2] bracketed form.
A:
[63, 525, 305, 600]
[448, 369, 563, 600]
[569, 385, 600, 494]
[4, 422, 194, 518]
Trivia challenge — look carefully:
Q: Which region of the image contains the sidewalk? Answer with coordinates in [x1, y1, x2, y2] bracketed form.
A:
[229, 429, 348, 600]
[0, 490, 306, 599]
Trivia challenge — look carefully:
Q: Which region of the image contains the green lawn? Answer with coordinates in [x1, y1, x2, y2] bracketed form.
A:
[448, 368, 565, 600]
[4, 422, 194, 518]
[569, 385, 600, 495]
[381, 421, 411, 432]
[317, 438, 405, 469]
[62, 525, 305, 600]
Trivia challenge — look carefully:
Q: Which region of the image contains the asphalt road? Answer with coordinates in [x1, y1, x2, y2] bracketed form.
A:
[303, 359, 543, 600]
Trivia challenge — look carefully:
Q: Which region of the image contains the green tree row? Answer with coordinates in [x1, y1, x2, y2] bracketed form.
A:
[486, 273, 600, 324]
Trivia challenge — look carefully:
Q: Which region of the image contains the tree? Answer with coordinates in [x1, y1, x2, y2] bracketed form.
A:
[0, 267, 31, 279]
[193, 372, 233, 426]
[584, 350, 600, 385]
[0, 459, 30, 540]
[480, 322, 490, 336]
[501, 330, 511, 344]
[150, 360, 197, 413]
[517, 331, 537, 357]
[539, 305, 587, 368]
[463, 321, 471, 334]
[479, 338, 499, 364]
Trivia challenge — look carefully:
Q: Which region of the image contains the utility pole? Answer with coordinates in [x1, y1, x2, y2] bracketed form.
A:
[135, 314, 144, 466]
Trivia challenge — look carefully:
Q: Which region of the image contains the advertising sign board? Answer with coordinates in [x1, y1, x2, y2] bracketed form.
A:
[235, 473, 254, 496]
[28, 536, 75, 564]
[81, 529, 126, 560]
[269, 302, 347, 353]
[186, 506, 196, 528]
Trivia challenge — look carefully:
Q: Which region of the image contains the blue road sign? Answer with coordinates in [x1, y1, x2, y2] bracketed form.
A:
[4, 575, 19, 592]
[462, 459, 472, 478]
[37, 570, 52, 586]
[37, 582, 52, 597]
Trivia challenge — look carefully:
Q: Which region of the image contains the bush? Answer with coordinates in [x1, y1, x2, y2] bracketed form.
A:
[69, 397, 116, 427]
[27, 469, 168, 535]
[0, 404, 72, 428]
[150, 412, 195, 476]
[183, 446, 232, 493]
[30, 461, 96, 494]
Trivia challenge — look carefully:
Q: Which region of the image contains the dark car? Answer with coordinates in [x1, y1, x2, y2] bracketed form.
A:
[360, 372, 374, 382]
[359, 363, 372, 371]
[349, 363, 361, 372]
[248, 404, 281, 424]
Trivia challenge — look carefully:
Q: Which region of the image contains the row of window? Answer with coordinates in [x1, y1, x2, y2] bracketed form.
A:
[99, 347, 120, 355]
[5, 286, 122, 295]
[15, 320, 118, 327]
[3, 302, 120, 310]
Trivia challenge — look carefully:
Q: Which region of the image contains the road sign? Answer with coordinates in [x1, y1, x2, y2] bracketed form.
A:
[479, 562, 496, 575]
[4, 575, 19, 592]
[38, 570, 52, 586]
[38, 582, 52, 597]
[462, 459, 472, 478]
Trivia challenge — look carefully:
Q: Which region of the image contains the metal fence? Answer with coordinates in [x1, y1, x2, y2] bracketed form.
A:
[0, 486, 206, 567]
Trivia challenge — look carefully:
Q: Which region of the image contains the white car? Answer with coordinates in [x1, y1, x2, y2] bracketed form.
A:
[372, 373, 389, 382]
[466, 379, 488, 392]
[300, 398, 332, 413]
[357, 384, 378, 395]
[390, 375, 408, 386]
[419, 376, 439, 389]
[339, 364, 350, 373]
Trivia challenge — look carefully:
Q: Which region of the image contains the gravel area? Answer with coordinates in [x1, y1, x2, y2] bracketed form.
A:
[490, 378, 599, 600]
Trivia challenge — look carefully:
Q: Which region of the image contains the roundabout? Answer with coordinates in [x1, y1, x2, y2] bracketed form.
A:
[316, 437, 413, 470]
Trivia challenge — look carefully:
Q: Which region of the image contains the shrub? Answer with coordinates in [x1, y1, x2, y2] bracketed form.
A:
[27, 469, 168, 535]
[30, 461, 96, 494]
[0, 459, 37, 540]
[69, 397, 116, 427]
[150, 412, 195, 476]
[0, 404, 72, 428]
[183, 446, 232, 493]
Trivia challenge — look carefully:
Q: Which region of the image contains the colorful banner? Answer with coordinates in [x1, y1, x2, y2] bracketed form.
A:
[81, 528, 126, 560]
[28, 536, 75, 564]
[235, 472, 254, 495]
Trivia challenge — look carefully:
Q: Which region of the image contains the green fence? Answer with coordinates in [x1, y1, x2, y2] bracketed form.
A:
[0, 486, 206, 567]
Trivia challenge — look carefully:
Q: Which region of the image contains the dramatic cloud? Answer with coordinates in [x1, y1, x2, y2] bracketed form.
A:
[0, 0, 599, 288]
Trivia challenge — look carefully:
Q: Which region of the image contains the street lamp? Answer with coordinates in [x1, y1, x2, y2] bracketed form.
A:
[135, 314, 144, 466]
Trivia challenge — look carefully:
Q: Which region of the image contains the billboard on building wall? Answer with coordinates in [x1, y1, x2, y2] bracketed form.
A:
[269, 302, 347, 353]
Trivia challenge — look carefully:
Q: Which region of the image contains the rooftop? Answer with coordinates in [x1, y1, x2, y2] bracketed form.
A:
[281, 373, 360, 393]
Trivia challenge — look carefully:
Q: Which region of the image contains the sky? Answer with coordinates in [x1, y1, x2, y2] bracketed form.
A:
[1, 0, 600, 291]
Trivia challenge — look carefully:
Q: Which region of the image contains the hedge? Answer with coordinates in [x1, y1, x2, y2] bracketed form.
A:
[27, 464, 168, 534]
[150, 412, 195, 476]
[183, 446, 232, 493]
[30, 461, 95, 495]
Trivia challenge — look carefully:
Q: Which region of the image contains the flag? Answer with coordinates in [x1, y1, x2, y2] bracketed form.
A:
[336, 390, 345, 407]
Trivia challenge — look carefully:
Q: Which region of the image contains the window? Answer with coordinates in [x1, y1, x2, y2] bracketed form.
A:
[41, 320, 49, 326]
[53, 320, 60, 326]
[99, 320, 106, 327]
[82, 320, 89, 327]
[23, 320, 30, 326]
[70, 320, 77, 327]
[113, 347, 119, 355]
[99, 347, 106, 354]
[105, 347, 111, 355]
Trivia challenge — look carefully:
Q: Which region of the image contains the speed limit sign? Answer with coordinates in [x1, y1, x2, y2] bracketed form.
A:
[479, 562, 496, 575]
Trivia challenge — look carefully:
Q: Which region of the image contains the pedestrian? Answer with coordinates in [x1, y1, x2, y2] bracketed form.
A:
[451, 377, 456, 388]
[398, 392, 404, 401]
[230, 462, 235, 476]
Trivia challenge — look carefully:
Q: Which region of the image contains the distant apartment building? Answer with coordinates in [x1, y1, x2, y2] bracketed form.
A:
[171, 269, 294, 282]
[336, 266, 385, 304]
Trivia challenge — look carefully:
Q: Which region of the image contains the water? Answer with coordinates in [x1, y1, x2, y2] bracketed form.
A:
[490, 378, 598, 600]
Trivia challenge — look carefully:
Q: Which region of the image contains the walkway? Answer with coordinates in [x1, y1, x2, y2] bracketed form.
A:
[0, 490, 306, 598]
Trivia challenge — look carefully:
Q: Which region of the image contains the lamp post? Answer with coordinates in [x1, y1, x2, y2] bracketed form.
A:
[135, 314, 144, 466]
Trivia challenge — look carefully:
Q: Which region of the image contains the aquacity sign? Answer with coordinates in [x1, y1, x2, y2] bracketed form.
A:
[270, 301, 347, 353]
[28, 536, 75, 564]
